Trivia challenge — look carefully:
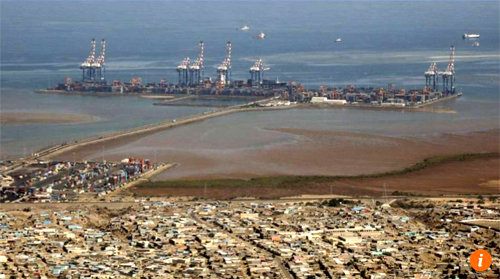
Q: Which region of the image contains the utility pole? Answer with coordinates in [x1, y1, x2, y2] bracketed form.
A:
[383, 183, 388, 204]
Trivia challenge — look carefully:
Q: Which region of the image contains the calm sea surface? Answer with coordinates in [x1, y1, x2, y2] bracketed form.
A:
[1, 1, 499, 159]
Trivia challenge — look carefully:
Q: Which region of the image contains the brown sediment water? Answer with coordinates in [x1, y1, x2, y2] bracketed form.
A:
[130, 156, 500, 198]
[52, 112, 500, 181]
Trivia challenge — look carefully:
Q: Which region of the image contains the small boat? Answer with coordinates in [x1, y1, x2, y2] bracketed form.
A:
[463, 33, 480, 39]
[240, 25, 250, 31]
[253, 32, 266, 39]
[472, 41, 480, 47]
[334, 37, 342, 43]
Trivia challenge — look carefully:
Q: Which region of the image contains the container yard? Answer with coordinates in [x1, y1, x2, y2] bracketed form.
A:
[38, 39, 461, 108]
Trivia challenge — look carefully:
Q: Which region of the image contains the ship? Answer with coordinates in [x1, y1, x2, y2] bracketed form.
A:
[240, 25, 250, 31]
[334, 37, 342, 43]
[463, 33, 480, 39]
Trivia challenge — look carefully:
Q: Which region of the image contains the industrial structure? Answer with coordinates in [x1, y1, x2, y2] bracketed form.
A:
[216, 41, 232, 86]
[48, 39, 462, 108]
[80, 38, 106, 83]
[176, 57, 190, 86]
[425, 45, 455, 94]
[440, 45, 456, 94]
[95, 39, 106, 82]
[249, 59, 270, 86]
[188, 41, 204, 86]
[424, 62, 438, 91]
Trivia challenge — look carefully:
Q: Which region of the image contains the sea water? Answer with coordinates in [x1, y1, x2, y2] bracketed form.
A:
[1, 1, 498, 159]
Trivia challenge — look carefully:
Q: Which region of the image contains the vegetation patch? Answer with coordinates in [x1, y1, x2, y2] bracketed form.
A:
[135, 152, 499, 191]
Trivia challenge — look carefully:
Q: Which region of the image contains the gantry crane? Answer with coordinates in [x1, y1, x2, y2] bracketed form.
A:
[424, 62, 438, 91]
[249, 58, 270, 86]
[176, 57, 191, 86]
[216, 41, 232, 86]
[188, 41, 204, 86]
[80, 38, 96, 82]
[440, 45, 455, 94]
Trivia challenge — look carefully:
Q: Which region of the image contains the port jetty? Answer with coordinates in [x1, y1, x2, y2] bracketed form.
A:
[38, 39, 461, 109]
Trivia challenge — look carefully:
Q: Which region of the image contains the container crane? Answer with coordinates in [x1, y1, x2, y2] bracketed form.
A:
[80, 38, 96, 82]
[188, 41, 204, 86]
[216, 41, 232, 86]
[424, 62, 438, 91]
[249, 58, 270, 86]
[440, 45, 455, 94]
[176, 57, 190, 86]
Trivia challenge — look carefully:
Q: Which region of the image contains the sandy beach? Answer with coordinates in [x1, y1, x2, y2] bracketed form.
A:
[1, 112, 99, 125]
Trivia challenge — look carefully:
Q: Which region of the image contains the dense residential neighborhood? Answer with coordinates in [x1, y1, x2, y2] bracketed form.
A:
[0, 198, 498, 278]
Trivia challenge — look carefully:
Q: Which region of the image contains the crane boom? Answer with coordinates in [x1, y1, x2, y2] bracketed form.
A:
[81, 38, 96, 67]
